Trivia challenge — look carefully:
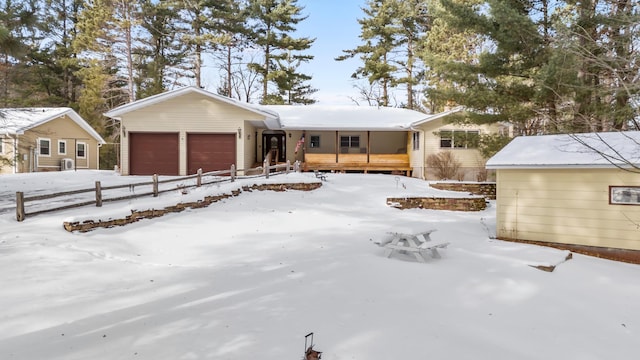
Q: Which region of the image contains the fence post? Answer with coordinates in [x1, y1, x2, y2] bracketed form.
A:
[286, 160, 291, 174]
[16, 191, 25, 222]
[294, 160, 300, 172]
[153, 174, 159, 197]
[230, 164, 236, 182]
[95, 181, 103, 207]
[197, 168, 202, 187]
[263, 159, 269, 179]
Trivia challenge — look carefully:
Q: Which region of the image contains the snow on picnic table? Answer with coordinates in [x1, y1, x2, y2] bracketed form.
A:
[0, 170, 638, 360]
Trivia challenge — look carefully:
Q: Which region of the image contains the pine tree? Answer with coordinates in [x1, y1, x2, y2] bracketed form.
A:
[337, 0, 397, 107]
[0, 0, 42, 107]
[135, 0, 188, 98]
[423, 0, 548, 134]
[247, 0, 315, 104]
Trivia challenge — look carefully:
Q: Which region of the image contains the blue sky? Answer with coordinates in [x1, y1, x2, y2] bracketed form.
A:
[292, 0, 367, 104]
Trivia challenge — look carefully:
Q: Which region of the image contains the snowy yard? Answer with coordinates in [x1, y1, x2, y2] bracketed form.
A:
[0, 170, 638, 359]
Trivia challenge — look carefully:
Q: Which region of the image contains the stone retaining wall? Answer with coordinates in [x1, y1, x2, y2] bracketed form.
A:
[386, 196, 487, 211]
[429, 182, 496, 200]
[63, 182, 322, 232]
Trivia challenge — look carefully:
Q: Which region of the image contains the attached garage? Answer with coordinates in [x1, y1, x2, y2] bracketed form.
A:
[129, 132, 179, 175]
[187, 133, 236, 174]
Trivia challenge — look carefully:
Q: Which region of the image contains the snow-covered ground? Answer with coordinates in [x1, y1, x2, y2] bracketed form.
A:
[1, 170, 638, 359]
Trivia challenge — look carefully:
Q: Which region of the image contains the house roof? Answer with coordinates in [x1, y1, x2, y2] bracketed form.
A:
[486, 131, 640, 169]
[264, 105, 464, 131]
[1, 107, 106, 144]
[104, 86, 281, 129]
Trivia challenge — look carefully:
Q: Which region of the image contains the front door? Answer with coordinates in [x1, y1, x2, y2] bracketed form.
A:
[263, 132, 286, 164]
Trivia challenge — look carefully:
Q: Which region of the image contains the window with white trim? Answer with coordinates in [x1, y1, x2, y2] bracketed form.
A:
[38, 138, 51, 156]
[412, 132, 420, 150]
[76, 142, 86, 158]
[58, 140, 67, 155]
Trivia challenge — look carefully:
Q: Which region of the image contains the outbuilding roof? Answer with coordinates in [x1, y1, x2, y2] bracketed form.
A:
[1, 107, 106, 144]
[486, 131, 640, 169]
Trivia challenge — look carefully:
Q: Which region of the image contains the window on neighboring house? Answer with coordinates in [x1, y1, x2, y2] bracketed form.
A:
[58, 140, 67, 155]
[412, 132, 420, 150]
[39, 138, 51, 156]
[310, 135, 320, 148]
[76, 142, 86, 158]
[439, 130, 480, 149]
[340, 135, 360, 148]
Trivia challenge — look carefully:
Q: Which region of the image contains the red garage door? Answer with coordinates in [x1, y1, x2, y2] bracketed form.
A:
[187, 133, 236, 175]
[129, 132, 179, 175]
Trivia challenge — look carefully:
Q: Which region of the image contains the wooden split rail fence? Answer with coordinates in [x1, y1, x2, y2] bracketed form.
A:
[15, 161, 300, 222]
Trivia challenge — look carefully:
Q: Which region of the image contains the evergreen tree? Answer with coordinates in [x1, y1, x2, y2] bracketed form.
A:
[423, 0, 548, 134]
[554, 0, 640, 132]
[135, 0, 188, 98]
[337, 0, 397, 107]
[0, 0, 40, 107]
[247, 0, 315, 104]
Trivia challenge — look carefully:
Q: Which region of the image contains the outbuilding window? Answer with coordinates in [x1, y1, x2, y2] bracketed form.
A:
[610, 186, 640, 205]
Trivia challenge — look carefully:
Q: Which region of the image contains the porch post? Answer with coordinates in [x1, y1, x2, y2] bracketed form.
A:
[335, 131, 339, 163]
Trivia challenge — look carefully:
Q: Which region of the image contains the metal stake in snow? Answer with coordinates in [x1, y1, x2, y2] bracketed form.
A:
[304, 332, 322, 360]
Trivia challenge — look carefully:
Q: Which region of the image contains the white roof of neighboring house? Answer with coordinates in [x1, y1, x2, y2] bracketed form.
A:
[104, 86, 282, 129]
[1, 107, 106, 144]
[264, 105, 464, 131]
[486, 131, 640, 169]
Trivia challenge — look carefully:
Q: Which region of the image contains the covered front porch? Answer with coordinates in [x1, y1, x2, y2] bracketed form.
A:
[301, 130, 411, 175]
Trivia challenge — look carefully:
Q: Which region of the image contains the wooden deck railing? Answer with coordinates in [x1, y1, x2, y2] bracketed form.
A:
[304, 153, 410, 172]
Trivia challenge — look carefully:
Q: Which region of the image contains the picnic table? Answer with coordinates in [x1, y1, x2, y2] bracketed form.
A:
[378, 229, 449, 263]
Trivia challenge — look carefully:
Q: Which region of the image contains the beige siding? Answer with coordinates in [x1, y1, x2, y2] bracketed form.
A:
[0, 136, 16, 174]
[495, 168, 640, 251]
[120, 92, 268, 175]
[304, 131, 337, 154]
[412, 119, 499, 180]
[15, 116, 100, 172]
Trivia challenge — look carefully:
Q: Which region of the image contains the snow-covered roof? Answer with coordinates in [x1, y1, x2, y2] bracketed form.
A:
[486, 131, 640, 169]
[104, 87, 281, 129]
[0, 107, 106, 144]
[264, 105, 463, 131]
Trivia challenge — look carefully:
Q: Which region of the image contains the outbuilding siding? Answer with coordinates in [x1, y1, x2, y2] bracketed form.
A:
[496, 168, 640, 251]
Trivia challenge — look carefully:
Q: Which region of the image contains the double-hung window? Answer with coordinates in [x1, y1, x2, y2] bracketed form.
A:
[76, 142, 86, 158]
[58, 140, 67, 155]
[38, 138, 51, 156]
